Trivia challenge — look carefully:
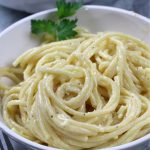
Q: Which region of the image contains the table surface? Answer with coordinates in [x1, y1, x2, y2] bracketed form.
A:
[0, 0, 150, 150]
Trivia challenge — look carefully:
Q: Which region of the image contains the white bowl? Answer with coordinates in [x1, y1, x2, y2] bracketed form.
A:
[0, 5, 150, 150]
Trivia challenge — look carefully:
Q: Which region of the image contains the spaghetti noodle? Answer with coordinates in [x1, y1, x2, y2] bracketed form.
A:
[1, 32, 150, 149]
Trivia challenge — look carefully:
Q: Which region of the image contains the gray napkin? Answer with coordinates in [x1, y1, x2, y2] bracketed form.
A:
[0, 0, 150, 32]
[93, 0, 150, 18]
[0, 0, 150, 16]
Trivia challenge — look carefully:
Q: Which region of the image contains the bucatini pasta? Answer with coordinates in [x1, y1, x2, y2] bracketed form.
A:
[0, 32, 150, 150]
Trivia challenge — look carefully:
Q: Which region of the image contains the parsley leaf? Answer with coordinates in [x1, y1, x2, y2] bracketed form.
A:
[31, 20, 56, 36]
[56, 19, 78, 40]
[31, 0, 83, 41]
[31, 19, 77, 41]
[56, 0, 83, 19]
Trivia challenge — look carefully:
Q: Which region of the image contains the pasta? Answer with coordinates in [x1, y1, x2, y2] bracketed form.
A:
[0, 32, 150, 150]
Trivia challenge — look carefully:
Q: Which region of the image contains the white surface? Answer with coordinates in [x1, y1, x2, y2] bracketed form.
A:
[0, 5, 150, 150]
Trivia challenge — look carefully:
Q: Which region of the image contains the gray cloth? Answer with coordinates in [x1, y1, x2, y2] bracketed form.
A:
[93, 0, 150, 18]
[0, 0, 150, 32]
[0, 6, 29, 32]
[0, 0, 93, 13]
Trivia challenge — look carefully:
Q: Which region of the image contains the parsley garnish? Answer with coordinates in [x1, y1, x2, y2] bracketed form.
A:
[31, 20, 56, 36]
[31, 0, 83, 41]
[56, 0, 83, 19]
[55, 19, 78, 41]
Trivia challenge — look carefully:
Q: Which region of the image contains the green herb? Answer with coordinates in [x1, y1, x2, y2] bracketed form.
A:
[31, 20, 56, 36]
[31, 0, 83, 41]
[55, 19, 78, 41]
[31, 19, 78, 41]
[56, 0, 83, 19]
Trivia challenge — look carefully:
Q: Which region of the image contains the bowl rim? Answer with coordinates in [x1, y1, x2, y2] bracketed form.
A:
[0, 5, 150, 150]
